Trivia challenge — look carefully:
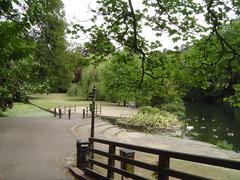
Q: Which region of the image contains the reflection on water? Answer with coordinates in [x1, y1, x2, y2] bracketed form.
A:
[184, 101, 240, 152]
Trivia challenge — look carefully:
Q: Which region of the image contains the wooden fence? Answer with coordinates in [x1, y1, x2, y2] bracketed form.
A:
[78, 137, 240, 180]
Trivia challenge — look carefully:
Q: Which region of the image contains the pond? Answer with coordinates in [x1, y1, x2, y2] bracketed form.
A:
[184, 101, 240, 152]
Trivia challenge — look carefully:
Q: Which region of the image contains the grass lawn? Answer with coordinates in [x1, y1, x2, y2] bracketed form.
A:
[2, 103, 51, 117]
[30, 93, 116, 109]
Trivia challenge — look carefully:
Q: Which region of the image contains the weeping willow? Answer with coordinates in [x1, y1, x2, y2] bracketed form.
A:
[67, 65, 104, 100]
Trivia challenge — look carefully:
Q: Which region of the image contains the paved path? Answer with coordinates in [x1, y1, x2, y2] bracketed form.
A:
[0, 116, 79, 180]
[1, 104, 239, 180]
[74, 118, 240, 160]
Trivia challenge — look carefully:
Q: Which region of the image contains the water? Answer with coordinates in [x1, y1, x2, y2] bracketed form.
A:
[184, 101, 240, 152]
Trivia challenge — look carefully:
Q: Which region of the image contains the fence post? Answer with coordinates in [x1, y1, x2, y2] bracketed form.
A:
[83, 109, 85, 119]
[68, 109, 71, 119]
[158, 155, 170, 180]
[86, 107, 88, 117]
[59, 109, 62, 119]
[107, 144, 116, 179]
[120, 148, 135, 179]
[54, 108, 56, 117]
[76, 140, 89, 170]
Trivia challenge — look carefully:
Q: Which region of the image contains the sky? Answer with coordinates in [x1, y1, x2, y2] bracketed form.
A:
[62, 0, 186, 50]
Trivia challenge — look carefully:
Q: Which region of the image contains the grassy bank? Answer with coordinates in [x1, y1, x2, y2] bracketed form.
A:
[2, 103, 51, 117]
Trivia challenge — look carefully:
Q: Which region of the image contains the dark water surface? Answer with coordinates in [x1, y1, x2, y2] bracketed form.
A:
[184, 102, 240, 152]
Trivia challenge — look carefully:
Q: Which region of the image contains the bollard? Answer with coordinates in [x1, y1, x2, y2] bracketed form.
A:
[86, 107, 88, 117]
[76, 140, 89, 169]
[59, 109, 62, 119]
[74, 105, 76, 113]
[100, 105, 102, 114]
[83, 109, 85, 119]
[68, 109, 71, 119]
[120, 148, 135, 180]
[54, 108, 56, 117]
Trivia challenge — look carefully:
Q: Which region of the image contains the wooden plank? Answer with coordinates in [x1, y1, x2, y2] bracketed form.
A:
[107, 144, 116, 179]
[69, 166, 94, 180]
[158, 155, 169, 180]
[89, 159, 148, 180]
[88, 148, 158, 172]
[163, 168, 211, 180]
[84, 168, 109, 180]
[88, 148, 214, 179]
[110, 166, 148, 180]
[90, 138, 240, 170]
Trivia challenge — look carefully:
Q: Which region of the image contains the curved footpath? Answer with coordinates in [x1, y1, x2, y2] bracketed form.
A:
[0, 105, 239, 180]
[74, 118, 240, 159]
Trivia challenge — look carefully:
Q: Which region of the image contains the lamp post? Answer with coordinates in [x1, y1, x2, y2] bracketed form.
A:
[89, 86, 96, 138]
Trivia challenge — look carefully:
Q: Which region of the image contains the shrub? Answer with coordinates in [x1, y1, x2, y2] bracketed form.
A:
[67, 84, 83, 97]
[216, 140, 233, 151]
[0, 111, 6, 117]
[139, 106, 160, 114]
[118, 111, 180, 128]
[156, 99, 186, 119]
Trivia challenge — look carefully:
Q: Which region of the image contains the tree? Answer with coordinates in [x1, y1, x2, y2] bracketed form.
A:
[76, 0, 240, 105]
[0, 0, 71, 113]
[0, 1, 35, 111]
[177, 19, 240, 101]
[26, 0, 71, 92]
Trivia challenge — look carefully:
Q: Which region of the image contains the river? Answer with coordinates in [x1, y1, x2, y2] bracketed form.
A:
[184, 101, 240, 152]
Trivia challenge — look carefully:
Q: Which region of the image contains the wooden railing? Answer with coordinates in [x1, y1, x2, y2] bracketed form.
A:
[81, 137, 240, 180]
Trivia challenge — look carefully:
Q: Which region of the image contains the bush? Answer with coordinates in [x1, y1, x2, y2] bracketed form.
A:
[216, 140, 233, 151]
[156, 100, 185, 118]
[0, 111, 6, 117]
[139, 106, 160, 114]
[118, 111, 180, 128]
[67, 84, 82, 97]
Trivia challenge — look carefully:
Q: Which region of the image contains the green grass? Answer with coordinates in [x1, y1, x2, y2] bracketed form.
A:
[3, 103, 51, 117]
[29, 93, 115, 109]
[29, 93, 90, 109]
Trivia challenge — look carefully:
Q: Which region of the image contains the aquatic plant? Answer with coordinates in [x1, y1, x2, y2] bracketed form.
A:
[216, 140, 233, 151]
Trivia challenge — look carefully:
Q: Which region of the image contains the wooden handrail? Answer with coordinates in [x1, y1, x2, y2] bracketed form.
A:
[87, 147, 210, 180]
[81, 137, 240, 180]
[89, 137, 240, 170]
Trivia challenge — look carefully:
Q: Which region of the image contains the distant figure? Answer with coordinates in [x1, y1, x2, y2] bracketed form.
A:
[128, 102, 136, 108]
